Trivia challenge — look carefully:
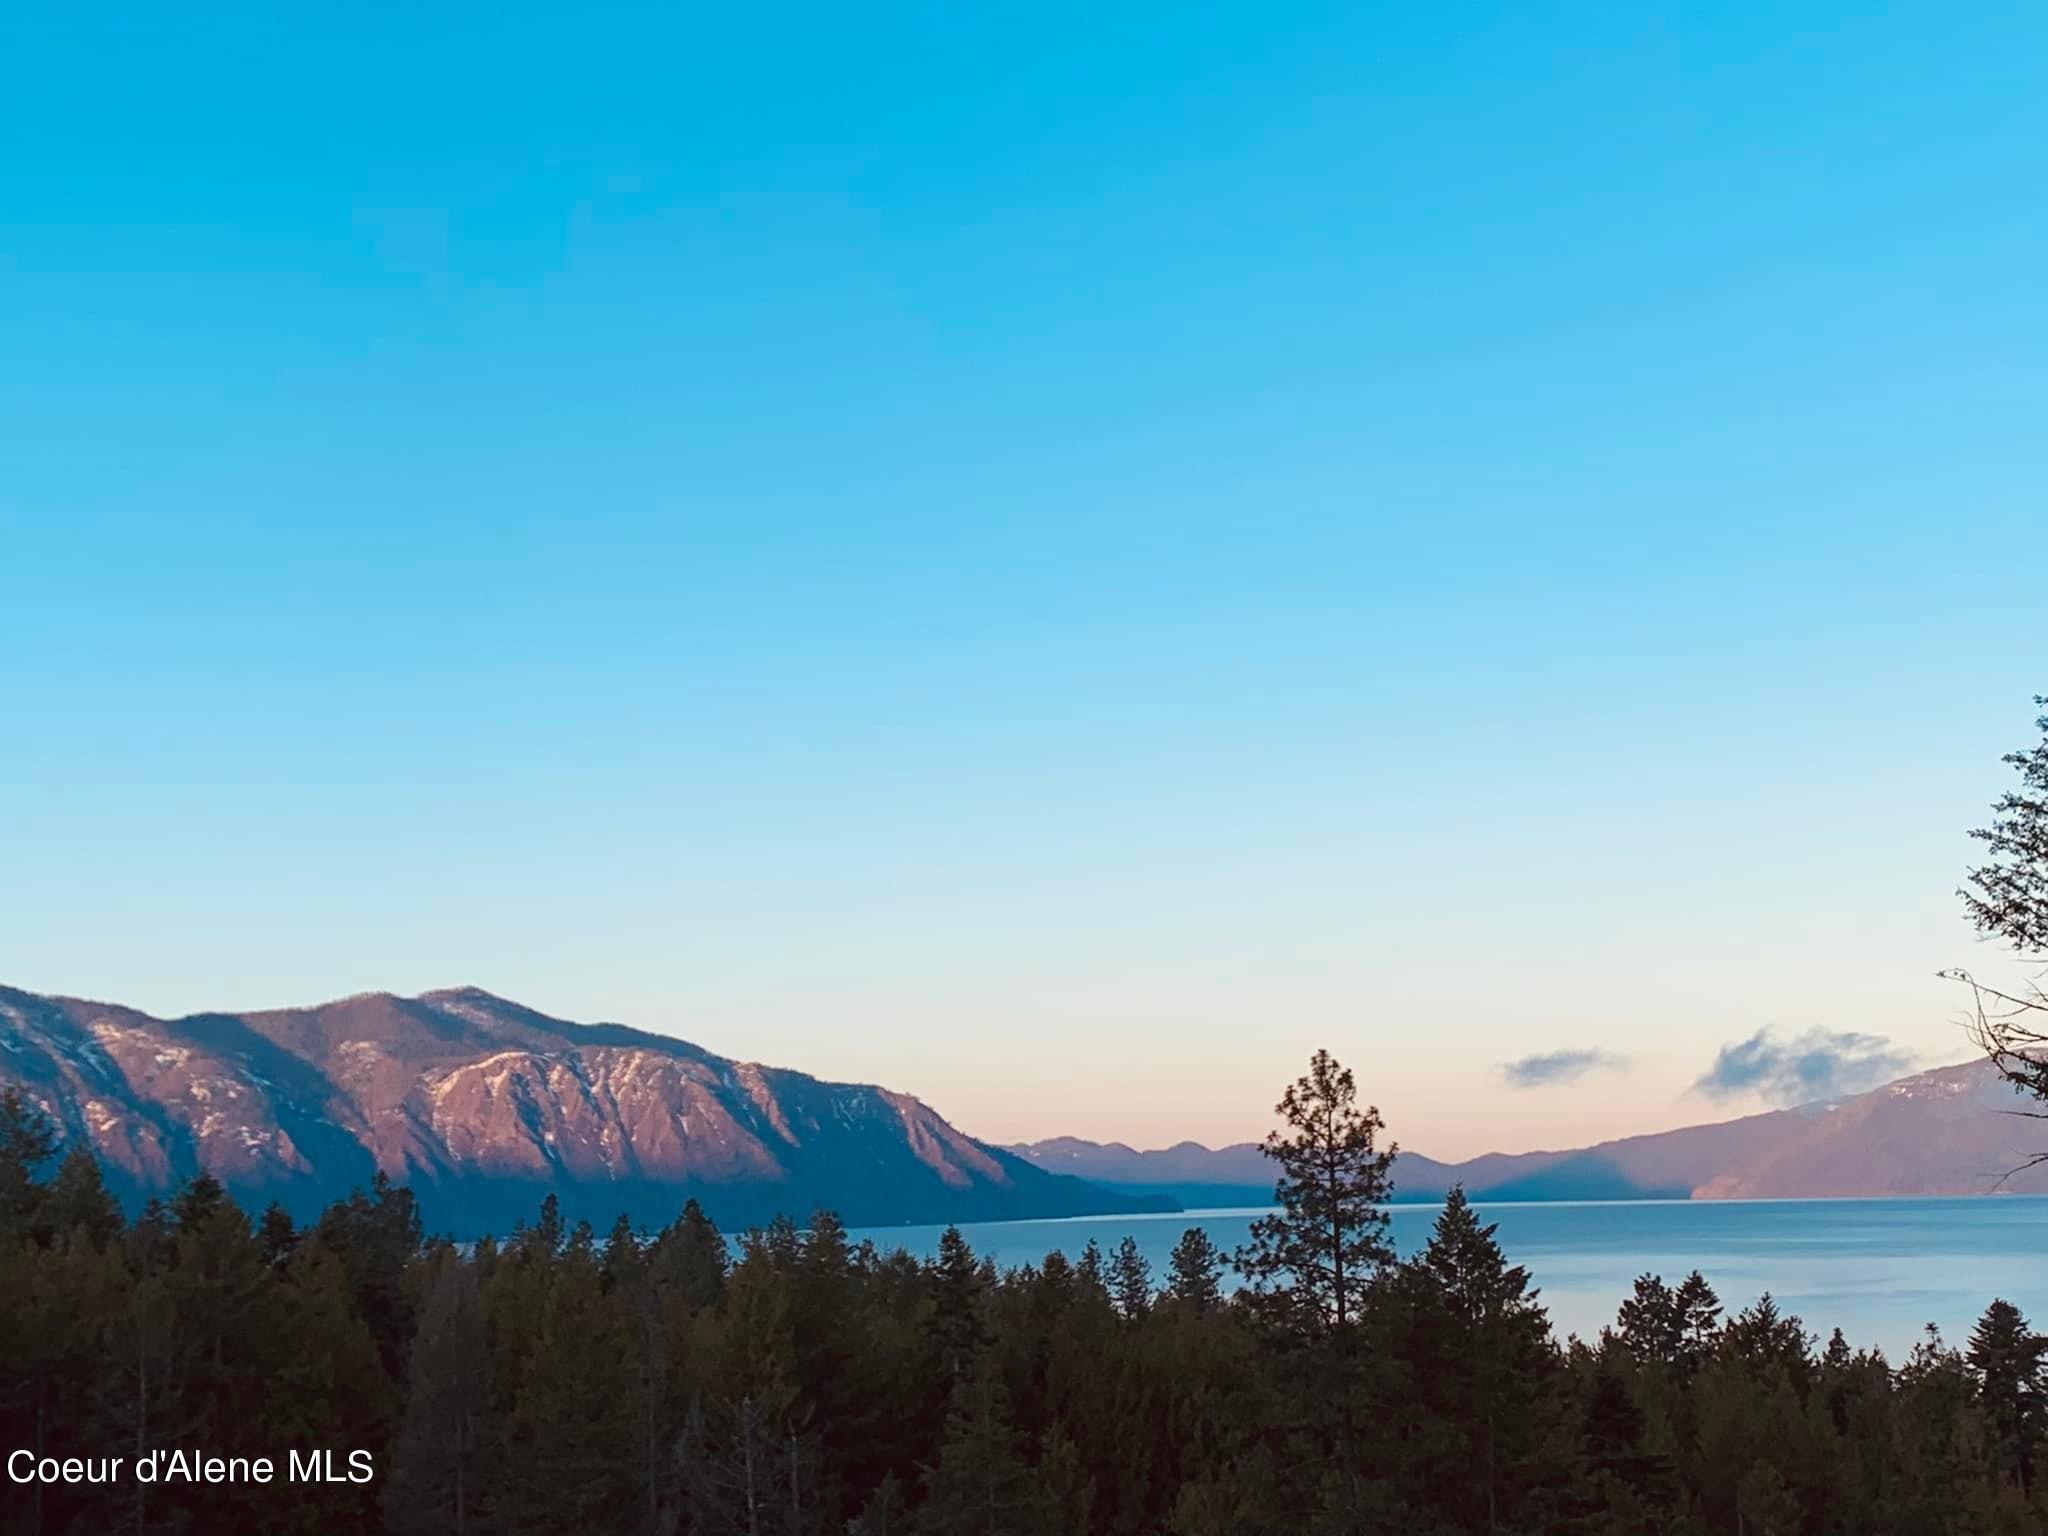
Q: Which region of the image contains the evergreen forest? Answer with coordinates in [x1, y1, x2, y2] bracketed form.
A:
[4, 1047, 2047, 1536]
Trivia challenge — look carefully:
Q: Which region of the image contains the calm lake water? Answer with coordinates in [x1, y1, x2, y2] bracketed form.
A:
[848, 1197, 2048, 1359]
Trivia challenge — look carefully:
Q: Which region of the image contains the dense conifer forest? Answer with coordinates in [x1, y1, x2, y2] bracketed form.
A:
[4, 1050, 2046, 1536]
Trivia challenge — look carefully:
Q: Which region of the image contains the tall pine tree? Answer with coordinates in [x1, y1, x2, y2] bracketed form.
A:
[1967, 1297, 2047, 1494]
[1231, 1049, 1396, 1336]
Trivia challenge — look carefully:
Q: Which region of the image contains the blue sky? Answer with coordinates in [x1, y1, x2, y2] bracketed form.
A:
[3, 2, 2042, 1155]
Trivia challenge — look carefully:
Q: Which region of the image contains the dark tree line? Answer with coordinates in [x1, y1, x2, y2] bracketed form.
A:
[4, 1050, 2048, 1535]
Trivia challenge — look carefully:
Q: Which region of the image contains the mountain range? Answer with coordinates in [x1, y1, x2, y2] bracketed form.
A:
[0, 984, 1167, 1233]
[3, 982, 2039, 1236]
[1012, 1055, 2048, 1204]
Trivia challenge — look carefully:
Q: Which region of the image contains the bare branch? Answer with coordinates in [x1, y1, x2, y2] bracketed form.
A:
[1938, 965, 2048, 1187]
[1988, 1150, 2048, 1191]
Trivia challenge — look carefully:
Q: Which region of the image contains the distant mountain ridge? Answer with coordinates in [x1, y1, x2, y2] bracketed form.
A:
[7, 979, 2033, 1236]
[1013, 1056, 2048, 1204]
[0, 984, 1169, 1233]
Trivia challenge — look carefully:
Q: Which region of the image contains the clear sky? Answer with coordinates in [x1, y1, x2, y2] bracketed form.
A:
[3, 2, 2042, 1159]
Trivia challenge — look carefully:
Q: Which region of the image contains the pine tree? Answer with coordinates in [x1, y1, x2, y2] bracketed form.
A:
[1954, 698, 2048, 1104]
[172, 1168, 230, 1231]
[387, 1253, 488, 1535]
[1961, 696, 2048, 954]
[312, 1171, 424, 1381]
[527, 1191, 566, 1258]
[1720, 1293, 1813, 1394]
[1615, 1274, 1682, 1366]
[1691, 1359, 1810, 1536]
[1037, 1426, 1096, 1535]
[601, 1211, 644, 1290]
[1420, 1187, 1540, 1328]
[1812, 1330, 1895, 1531]
[1896, 1323, 1977, 1524]
[652, 1196, 729, 1312]
[156, 1182, 299, 1532]
[1821, 1326, 1852, 1373]
[567, 1216, 599, 1264]
[5, 1231, 134, 1535]
[749, 1210, 803, 1270]
[1075, 1239, 1109, 1302]
[503, 1222, 638, 1534]
[795, 1208, 876, 1522]
[258, 1200, 300, 1266]
[1108, 1236, 1153, 1320]
[932, 1227, 987, 1369]
[1405, 1187, 1557, 1533]
[853, 1472, 911, 1536]
[1038, 1246, 1075, 1304]
[1164, 1228, 1222, 1313]
[1674, 1270, 1723, 1376]
[1572, 1356, 1681, 1524]
[1231, 1049, 1396, 1335]
[0, 1088, 56, 1245]
[263, 1239, 394, 1535]
[1967, 1297, 2047, 1493]
[915, 1363, 1058, 1536]
[1735, 1460, 1802, 1536]
[683, 1389, 795, 1536]
[39, 1145, 123, 1249]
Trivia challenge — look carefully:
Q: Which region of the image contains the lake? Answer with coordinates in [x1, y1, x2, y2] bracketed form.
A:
[849, 1196, 2048, 1358]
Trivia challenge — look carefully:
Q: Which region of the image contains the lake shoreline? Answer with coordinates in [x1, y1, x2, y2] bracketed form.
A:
[850, 1195, 2048, 1358]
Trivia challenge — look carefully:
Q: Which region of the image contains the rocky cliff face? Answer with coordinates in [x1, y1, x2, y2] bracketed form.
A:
[0, 985, 1165, 1233]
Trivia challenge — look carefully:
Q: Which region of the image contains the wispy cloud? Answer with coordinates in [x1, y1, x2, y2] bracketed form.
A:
[1693, 1028, 1914, 1106]
[1499, 1048, 1631, 1089]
